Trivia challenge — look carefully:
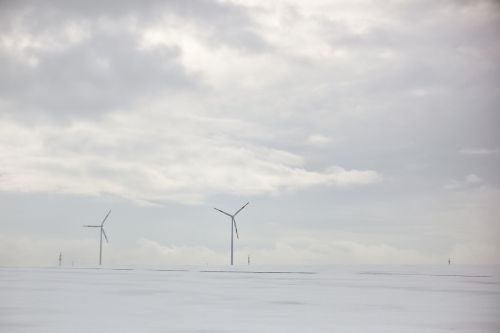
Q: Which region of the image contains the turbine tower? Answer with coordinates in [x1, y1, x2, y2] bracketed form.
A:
[83, 210, 111, 265]
[214, 202, 249, 265]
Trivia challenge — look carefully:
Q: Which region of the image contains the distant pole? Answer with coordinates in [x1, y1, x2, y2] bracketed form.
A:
[248, 255, 250, 265]
[59, 252, 62, 267]
[448, 258, 451, 265]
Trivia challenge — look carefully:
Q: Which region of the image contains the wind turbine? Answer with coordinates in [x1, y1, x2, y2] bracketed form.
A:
[214, 202, 249, 265]
[83, 210, 111, 265]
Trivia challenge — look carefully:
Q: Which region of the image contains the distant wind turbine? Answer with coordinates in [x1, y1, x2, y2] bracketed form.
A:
[83, 210, 111, 265]
[214, 202, 249, 265]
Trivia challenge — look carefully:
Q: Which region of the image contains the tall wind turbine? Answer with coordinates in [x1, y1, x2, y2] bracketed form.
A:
[83, 210, 111, 265]
[214, 202, 249, 265]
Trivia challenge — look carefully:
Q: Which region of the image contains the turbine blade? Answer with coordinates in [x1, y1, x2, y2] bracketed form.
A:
[102, 228, 109, 243]
[233, 218, 239, 239]
[233, 202, 249, 216]
[101, 210, 112, 226]
[83, 225, 100, 228]
[214, 207, 232, 217]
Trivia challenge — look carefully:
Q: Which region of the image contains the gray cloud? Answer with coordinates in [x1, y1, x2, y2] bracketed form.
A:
[0, 0, 269, 120]
[0, 112, 381, 205]
[0, 0, 499, 265]
[1, 33, 196, 118]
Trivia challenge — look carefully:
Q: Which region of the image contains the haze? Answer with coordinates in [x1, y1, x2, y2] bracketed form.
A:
[0, 0, 499, 266]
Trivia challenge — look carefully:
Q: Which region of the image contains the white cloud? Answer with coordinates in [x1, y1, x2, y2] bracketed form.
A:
[249, 239, 434, 265]
[465, 174, 482, 184]
[306, 134, 333, 146]
[459, 147, 500, 156]
[0, 234, 97, 266]
[0, 234, 473, 266]
[0, 19, 91, 67]
[445, 173, 483, 190]
[449, 242, 500, 265]
[116, 239, 224, 265]
[0, 112, 381, 205]
[0, 234, 222, 266]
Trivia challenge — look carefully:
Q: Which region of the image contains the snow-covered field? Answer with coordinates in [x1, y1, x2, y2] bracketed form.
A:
[1, 265, 499, 332]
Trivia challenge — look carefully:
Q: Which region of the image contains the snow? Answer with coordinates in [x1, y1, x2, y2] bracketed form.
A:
[1, 265, 499, 332]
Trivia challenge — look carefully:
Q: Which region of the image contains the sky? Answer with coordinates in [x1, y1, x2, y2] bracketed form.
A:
[0, 0, 499, 266]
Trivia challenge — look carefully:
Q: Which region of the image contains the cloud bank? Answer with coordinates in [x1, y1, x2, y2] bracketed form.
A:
[0, 112, 381, 205]
[0, 0, 499, 265]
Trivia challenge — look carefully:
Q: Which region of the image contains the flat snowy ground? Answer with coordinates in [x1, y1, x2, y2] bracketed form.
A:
[1, 265, 499, 332]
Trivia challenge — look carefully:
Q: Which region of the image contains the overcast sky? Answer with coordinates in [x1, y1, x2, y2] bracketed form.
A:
[1, 0, 499, 266]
